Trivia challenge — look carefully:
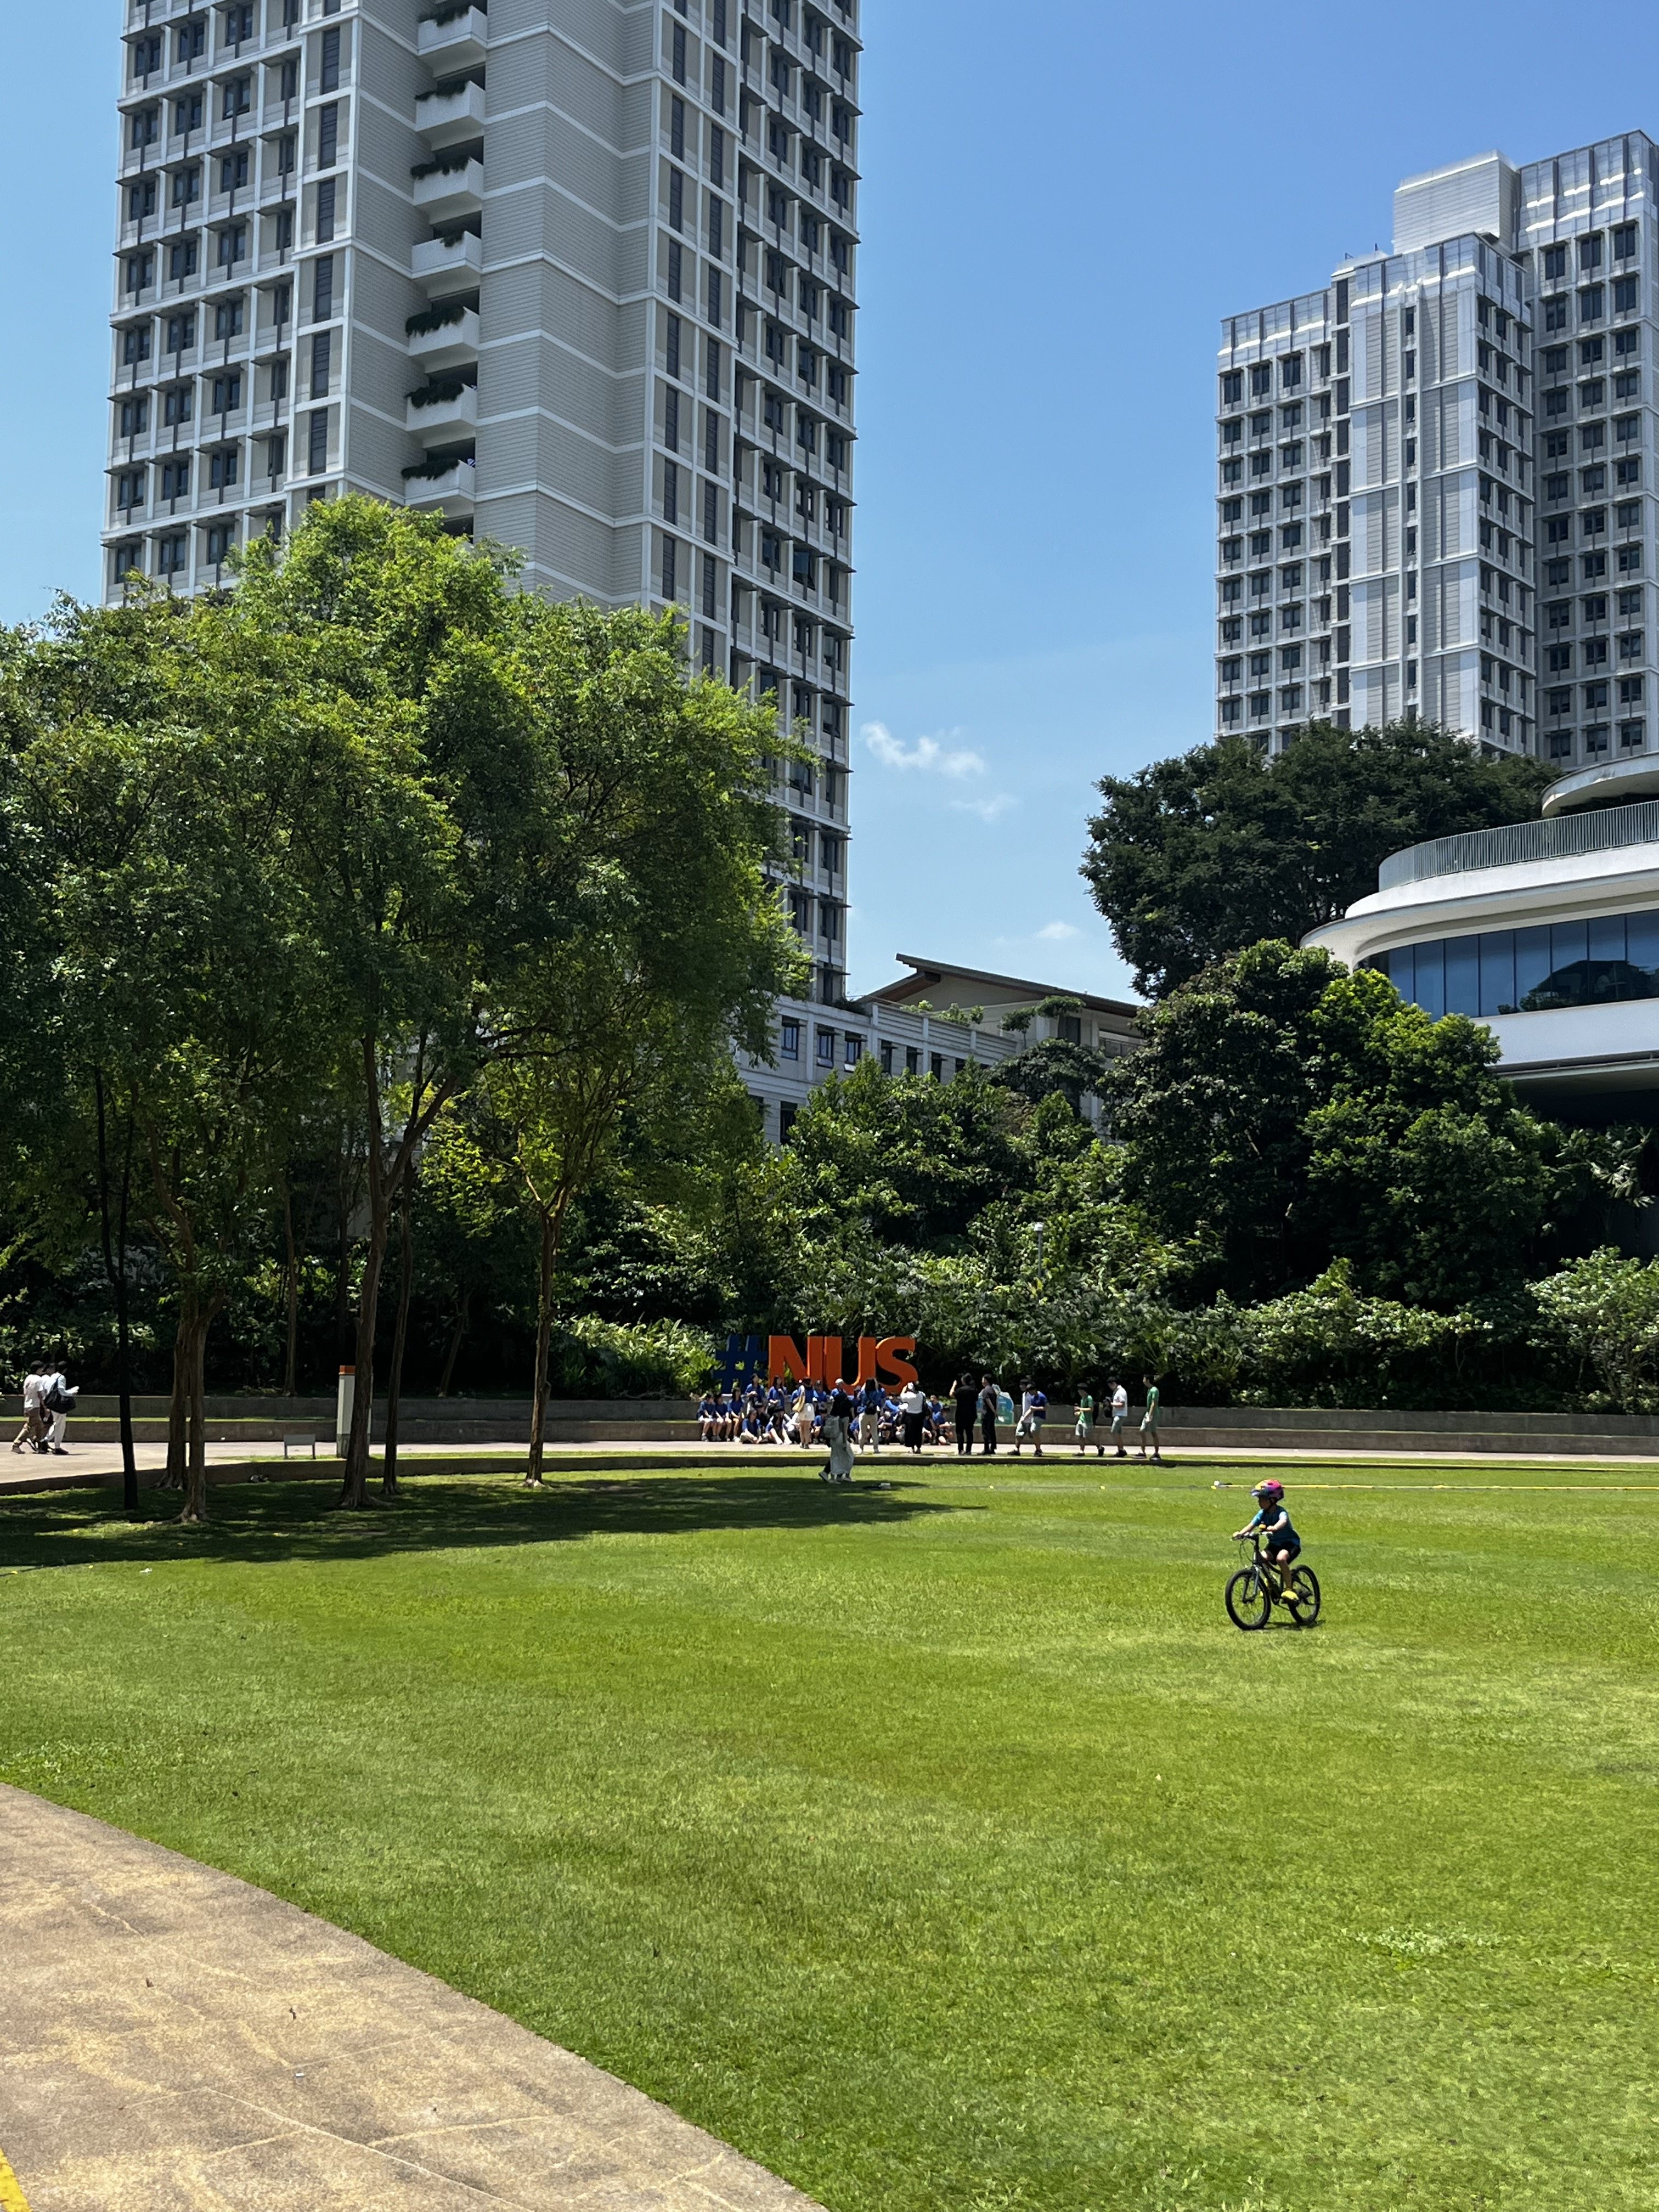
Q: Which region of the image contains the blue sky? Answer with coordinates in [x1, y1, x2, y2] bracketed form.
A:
[6, 2, 1655, 1000]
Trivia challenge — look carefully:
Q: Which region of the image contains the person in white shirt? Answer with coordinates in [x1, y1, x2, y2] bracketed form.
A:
[1109, 1381, 1131, 1459]
[12, 1363, 46, 1454]
[43, 1364, 72, 1454]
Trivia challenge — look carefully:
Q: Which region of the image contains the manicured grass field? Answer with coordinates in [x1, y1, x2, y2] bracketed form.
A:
[4, 1457, 1659, 2211]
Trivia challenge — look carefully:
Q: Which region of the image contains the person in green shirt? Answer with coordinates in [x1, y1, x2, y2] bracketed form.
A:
[1074, 1387, 1102, 1457]
[1138, 1376, 1163, 1464]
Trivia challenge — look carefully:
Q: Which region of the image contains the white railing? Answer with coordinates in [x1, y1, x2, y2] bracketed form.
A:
[1379, 799, 1659, 889]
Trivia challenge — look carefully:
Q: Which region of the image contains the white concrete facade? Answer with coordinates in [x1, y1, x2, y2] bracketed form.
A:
[1218, 135, 1659, 772]
[741, 956, 1143, 1140]
[1308, 757, 1659, 1103]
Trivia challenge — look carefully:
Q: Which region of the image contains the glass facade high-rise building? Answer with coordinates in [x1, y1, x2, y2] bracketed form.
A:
[106, 0, 861, 1123]
[1216, 137, 1659, 771]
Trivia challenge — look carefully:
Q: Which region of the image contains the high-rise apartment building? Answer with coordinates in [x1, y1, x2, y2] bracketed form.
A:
[1216, 137, 1659, 772]
[106, 0, 861, 1101]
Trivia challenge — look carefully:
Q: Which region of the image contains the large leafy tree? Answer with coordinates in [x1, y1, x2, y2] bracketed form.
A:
[1083, 721, 1553, 998]
[1110, 941, 1636, 1307]
[477, 627, 800, 1483]
[1, 593, 330, 1519]
[781, 1058, 1028, 1251]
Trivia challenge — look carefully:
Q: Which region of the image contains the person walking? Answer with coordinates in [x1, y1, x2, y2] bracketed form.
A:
[790, 1378, 813, 1447]
[857, 1375, 884, 1455]
[953, 1372, 979, 1457]
[1139, 1375, 1164, 1464]
[1109, 1379, 1131, 1458]
[42, 1361, 75, 1455]
[1013, 1380, 1048, 1458]
[898, 1378, 927, 1455]
[12, 1363, 46, 1455]
[1074, 1386, 1101, 1457]
[820, 1378, 857, 1485]
[978, 1374, 1000, 1456]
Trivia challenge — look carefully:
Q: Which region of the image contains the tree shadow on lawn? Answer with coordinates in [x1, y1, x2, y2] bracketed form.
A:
[0, 1472, 956, 1572]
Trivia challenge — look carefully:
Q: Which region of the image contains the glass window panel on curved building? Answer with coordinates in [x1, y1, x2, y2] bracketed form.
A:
[1216, 137, 1659, 771]
[1369, 906, 1659, 1016]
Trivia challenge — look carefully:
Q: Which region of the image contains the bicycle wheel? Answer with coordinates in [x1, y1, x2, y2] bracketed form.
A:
[1289, 1566, 1322, 1626]
[1226, 1566, 1271, 1630]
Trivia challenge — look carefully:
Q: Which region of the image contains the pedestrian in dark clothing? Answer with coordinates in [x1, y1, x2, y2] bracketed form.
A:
[979, 1374, 1000, 1455]
[953, 1372, 979, 1456]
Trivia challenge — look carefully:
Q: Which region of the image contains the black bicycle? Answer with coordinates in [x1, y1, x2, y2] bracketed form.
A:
[1226, 1533, 1321, 1630]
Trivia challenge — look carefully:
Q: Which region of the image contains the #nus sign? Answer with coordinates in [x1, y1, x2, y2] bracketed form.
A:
[714, 1334, 919, 1390]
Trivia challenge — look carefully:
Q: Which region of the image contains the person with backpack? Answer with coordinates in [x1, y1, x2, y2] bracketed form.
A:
[42, 1362, 76, 1454]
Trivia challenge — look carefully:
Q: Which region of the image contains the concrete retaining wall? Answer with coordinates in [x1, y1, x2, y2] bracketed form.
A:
[30, 1396, 1659, 1459]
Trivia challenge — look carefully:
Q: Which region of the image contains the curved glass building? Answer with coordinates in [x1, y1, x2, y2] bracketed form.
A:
[1310, 753, 1659, 1112]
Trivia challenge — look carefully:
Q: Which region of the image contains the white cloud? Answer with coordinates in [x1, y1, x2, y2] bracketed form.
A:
[949, 792, 1019, 823]
[864, 720, 986, 780]
[1036, 921, 1081, 942]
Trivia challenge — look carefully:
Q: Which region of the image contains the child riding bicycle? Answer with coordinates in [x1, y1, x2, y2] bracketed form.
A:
[1234, 1479, 1300, 1590]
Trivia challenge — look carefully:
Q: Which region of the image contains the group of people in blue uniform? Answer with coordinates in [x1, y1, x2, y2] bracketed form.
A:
[696, 1377, 949, 1450]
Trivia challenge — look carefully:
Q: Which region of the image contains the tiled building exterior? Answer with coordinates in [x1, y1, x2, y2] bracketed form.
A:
[1217, 138, 1659, 773]
[106, 0, 861, 1116]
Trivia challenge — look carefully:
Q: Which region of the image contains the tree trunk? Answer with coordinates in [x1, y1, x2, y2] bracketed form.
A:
[94, 1076, 139, 1515]
[282, 1178, 300, 1398]
[338, 1187, 388, 1509]
[176, 1307, 211, 1523]
[526, 1202, 571, 1487]
[381, 1189, 415, 1499]
[114, 1118, 137, 1513]
[437, 1292, 469, 1397]
[161, 1321, 189, 1491]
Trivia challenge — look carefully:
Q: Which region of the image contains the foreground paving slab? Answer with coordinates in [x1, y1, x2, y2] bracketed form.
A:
[0, 1786, 822, 2211]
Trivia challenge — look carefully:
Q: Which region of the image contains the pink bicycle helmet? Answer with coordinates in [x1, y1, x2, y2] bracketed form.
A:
[1251, 1479, 1285, 1504]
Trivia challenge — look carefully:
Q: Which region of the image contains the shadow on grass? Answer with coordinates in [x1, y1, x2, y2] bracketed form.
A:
[0, 1472, 953, 1571]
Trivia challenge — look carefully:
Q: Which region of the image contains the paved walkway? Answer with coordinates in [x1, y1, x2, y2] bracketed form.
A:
[0, 1786, 820, 2211]
[4, 1438, 1658, 1503]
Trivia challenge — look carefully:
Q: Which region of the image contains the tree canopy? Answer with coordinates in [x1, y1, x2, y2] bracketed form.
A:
[1082, 721, 1554, 998]
[1109, 940, 1637, 1307]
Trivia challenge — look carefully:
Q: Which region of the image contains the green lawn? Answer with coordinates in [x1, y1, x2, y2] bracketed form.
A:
[4, 1457, 1659, 2211]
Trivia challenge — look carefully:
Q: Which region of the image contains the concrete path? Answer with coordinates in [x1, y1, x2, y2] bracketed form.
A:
[0, 1786, 821, 2211]
[3, 1437, 1658, 1503]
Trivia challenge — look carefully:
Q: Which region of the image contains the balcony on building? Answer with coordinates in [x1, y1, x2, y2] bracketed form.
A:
[417, 8, 488, 74]
[407, 379, 478, 443]
[404, 455, 476, 521]
[412, 155, 484, 228]
[415, 78, 487, 151]
[407, 303, 480, 376]
[413, 229, 484, 298]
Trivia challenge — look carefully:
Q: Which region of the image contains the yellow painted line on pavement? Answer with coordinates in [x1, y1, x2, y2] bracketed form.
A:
[0, 2146, 33, 2211]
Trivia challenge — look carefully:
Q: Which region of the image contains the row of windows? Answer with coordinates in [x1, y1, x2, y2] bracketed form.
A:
[1541, 334, 1640, 379]
[1540, 227, 1640, 280]
[1370, 907, 1659, 1019]
[1547, 720, 1648, 759]
[122, 102, 342, 221]
[1544, 505, 1646, 548]
[123, 192, 338, 292]
[125, 27, 343, 143]
[1541, 278, 1641, 331]
[777, 1031, 977, 1085]
[111, 409, 329, 500]
[113, 435, 289, 509]
[116, 261, 331, 369]
[113, 348, 308, 437]
[1219, 684, 1330, 724]
[109, 504, 294, 583]
[129, 3, 342, 77]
